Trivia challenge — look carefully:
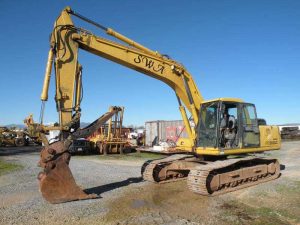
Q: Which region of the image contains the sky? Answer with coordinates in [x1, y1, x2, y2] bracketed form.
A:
[0, 0, 299, 126]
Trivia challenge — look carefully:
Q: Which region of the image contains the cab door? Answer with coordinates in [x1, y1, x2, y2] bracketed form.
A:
[240, 103, 260, 147]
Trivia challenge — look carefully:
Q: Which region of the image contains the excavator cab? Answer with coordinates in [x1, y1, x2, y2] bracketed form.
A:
[197, 99, 260, 150]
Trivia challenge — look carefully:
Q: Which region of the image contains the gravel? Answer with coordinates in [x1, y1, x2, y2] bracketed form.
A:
[0, 142, 300, 225]
[0, 148, 143, 225]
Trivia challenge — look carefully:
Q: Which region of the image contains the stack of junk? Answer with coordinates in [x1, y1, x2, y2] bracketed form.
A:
[0, 126, 28, 147]
[279, 124, 300, 140]
[137, 120, 190, 154]
[88, 106, 133, 154]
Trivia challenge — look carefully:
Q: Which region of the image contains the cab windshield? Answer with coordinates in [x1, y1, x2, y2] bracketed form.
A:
[197, 102, 219, 147]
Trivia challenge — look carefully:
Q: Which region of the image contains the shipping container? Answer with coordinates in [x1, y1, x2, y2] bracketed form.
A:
[145, 120, 190, 146]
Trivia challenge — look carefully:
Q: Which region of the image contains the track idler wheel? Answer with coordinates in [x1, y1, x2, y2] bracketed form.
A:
[38, 141, 97, 203]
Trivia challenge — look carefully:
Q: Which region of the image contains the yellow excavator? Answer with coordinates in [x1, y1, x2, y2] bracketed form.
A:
[35, 7, 281, 203]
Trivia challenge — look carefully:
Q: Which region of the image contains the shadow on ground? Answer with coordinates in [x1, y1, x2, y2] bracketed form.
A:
[0, 146, 42, 156]
[84, 177, 143, 196]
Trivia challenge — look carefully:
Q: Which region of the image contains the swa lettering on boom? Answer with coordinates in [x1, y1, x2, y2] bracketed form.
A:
[134, 55, 165, 74]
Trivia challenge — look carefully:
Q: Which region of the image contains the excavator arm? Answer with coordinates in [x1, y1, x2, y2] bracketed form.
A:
[38, 7, 204, 203]
[41, 7, 203, 139]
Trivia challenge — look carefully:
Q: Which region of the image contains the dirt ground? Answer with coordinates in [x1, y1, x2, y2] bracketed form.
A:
[0, 141, 300, 225]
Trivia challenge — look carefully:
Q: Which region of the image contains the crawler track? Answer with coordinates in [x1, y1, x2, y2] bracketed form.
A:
[187, 157, 280, 196]
[141, 154, 195, 183]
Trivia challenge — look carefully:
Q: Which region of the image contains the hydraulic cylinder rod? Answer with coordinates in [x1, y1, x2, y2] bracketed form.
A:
[106, 28, 161, 57]
[67, 7, 161, 58]
[41, 49, 54, 101]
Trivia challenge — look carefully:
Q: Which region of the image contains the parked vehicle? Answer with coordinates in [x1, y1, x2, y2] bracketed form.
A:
[69, 139, 92, 154]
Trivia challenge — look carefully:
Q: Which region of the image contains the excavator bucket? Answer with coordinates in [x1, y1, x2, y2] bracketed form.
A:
[38, 141, 97, 204]
[37, 109, 124, 203]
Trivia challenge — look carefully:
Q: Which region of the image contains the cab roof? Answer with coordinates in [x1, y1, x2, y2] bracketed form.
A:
[202, 98, 244, 104]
